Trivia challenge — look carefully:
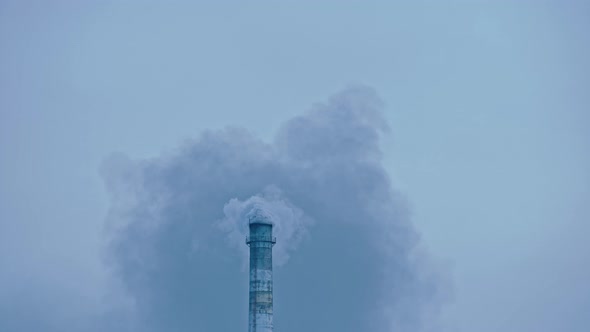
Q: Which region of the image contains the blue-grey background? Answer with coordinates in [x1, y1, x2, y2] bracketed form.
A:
[1, 1, 589, 331]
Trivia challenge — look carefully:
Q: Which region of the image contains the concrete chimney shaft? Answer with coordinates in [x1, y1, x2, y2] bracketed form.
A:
[246, 219, 276, 332]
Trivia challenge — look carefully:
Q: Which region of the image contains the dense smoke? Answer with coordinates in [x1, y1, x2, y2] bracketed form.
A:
[218, 186, 312, 267]
[101, 86, 446, 332]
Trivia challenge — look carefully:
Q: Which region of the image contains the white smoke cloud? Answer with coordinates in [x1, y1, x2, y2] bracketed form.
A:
[218, 185, 312, 267]
[98, 86, 447, 332]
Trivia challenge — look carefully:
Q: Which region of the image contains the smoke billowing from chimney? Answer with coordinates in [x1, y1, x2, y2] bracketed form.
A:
[218, 186, 312, 267]
[101, 86, 448, 332]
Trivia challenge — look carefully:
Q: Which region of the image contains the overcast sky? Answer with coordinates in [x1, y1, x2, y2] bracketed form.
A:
[1, 1, 589, 332]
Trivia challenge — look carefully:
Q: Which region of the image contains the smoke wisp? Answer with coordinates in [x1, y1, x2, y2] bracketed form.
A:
[218, 186, 312, 267]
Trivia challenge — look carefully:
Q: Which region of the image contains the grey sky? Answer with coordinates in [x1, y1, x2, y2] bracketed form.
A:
[1, 1, 589, 331]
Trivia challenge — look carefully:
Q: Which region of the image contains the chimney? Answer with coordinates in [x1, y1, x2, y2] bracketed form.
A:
[246, 211, 276, 332]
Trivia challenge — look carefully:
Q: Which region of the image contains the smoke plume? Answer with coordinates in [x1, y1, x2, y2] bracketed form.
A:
[218, 186, 312, 267]
[101, 86, 447, 332]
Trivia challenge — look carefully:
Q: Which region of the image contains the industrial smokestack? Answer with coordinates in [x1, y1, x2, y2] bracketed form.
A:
[246, 209, 276, 332]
